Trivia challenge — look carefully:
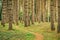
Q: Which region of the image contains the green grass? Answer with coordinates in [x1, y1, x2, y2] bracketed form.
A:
[18, 22, 58, 40]
[0, 23, 35, 40]
[0, 22, 60, 40]
[0, 31, 35, 40]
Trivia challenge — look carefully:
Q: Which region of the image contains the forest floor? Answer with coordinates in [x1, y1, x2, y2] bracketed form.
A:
[0, 22, 60, 40]
[15, 26, 43, 40]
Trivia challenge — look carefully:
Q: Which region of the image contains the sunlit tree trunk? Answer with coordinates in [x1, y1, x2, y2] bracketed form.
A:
[31, 0, 35, 24]
[53, 0, 56, 22]
[19, 0, 21, 22]
[46, 0, 50, 22]
[39, 0, 42, 23]
[24, 0, 29, 27]
[22, 0, 24, 23]
[1, 0, 7, 27]
[41, 0, 46, 22]
[7, 0, 13, 30]
[35, 0, 41, 23]
[27, 0, 30, 26]
[37, 0, 41, 23]
[15, 0, 19, 25]
[57, 0, 60, 33]
[12, 0, 15, 23]
[50, 0, 55, 31]
[35, 0, 38, 22]
[53, 0, 58, 22]
[55, 0, 58, 22]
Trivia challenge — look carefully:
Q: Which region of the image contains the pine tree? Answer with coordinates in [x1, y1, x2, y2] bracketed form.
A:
[31, 0, 35, 24]
[50, 0, 55, 31]
[57, 0, 60, 33]
[1, 0, 7, 27]
[7, 0, 13, 30]
[24, 0, 29, 27]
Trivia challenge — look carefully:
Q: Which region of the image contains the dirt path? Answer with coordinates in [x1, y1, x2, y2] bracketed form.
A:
[29, 32, 43, 40]
[15, 26, 44, 40]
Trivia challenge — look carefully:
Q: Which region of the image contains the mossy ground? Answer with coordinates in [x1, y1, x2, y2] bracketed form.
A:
[0, 22, 60, 40]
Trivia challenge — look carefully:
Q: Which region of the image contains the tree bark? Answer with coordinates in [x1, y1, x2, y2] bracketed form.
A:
[41, 0, 46, 22]
[7, 0, 13, 30]
[24, 0, 29, 27]
[50, 0, 55, 31]
[1, 0, 7, 27]
[31, 0, 35, 24]
[57, 0, 60, 33]
[15, 0, 19, 25]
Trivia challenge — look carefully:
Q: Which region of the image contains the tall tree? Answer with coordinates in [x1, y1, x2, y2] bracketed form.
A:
[24, 0, 29, 27]
[57, 0, 60, 33]
[31, 0, 35, 24]
[35, 0, 41, 23]
[50, 0, 55, 31]
[27, 0, 30, 26]
[7, 0, 13, 30]
[37, 0, 41, 23]
[1, 0, 7, 27]
[12, 0, 15, 23]
[55, 0, 58, 22]
[46, 0, 50, 22]
[15, 0, 19, 25]
[42, 0, 46, 22]
[35, 0, 38, 22]
[53, 0, 56, 22]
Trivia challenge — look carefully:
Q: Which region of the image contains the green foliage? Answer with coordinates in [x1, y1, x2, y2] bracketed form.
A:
[0, 24, 35, 40]
[25, 33, 35, 40]
[0, 22, 59, 40]
[18, 22, 58, 40]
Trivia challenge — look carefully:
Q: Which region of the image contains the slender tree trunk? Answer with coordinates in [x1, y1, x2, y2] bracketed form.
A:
[35, 0, 41, 23]
[24, 0, 29, 27]
[47, 0, 50, 22]
[27, 0, 30, 26]
[53, 0, 56, 22]
[35, 0, 38, 22]
[41, 0, 44, 22]
[55, 0, 58, 22]
[19, 0, 21, 22]
[1, 0, 7, 27]
[42, 0, 46, 22]
[12, 0, 15, 23]
[37, 0, 41, 23]
[57, 0, 60, 33]
[50, 0, 55, 31]
[15, 0, 19, 25]
[31, 0, 35, 24]
[7, 0, 13, 30]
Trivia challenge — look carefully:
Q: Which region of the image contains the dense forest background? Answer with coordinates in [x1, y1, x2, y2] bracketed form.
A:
[0, 0, 60, 40]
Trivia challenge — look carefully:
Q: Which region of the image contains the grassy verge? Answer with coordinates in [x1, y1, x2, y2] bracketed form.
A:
[18, 22, 58, 40]
[0, 23, 35, 40]
[0, 22, 60, 40]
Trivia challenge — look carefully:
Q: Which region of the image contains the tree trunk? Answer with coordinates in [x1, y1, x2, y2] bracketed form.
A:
[37, 0, 41, 23]
[15, 0, 19, 25]
[31, 0, 35, 24]
[1, 0, 7, 27]
[50, 0, 55, 31]
[35, 0, 41, 23]
[57, 0, 60, 33]
[7, 0, 13, 30]
[42, 0, 46, 22]
[46, 0, 50, 22]
[55, 0, 58, 22]
[24, 0, 29, 27]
